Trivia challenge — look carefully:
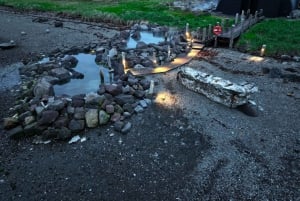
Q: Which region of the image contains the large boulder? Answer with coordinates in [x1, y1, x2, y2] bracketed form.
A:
[177, 67, 258, 108]
[50, 67, 71, 83]
[85, 109, 99, 128]
[37, 110, 59, 126]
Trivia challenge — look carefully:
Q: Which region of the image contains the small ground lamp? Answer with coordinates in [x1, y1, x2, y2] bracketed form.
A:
[260, 44, 266, 57]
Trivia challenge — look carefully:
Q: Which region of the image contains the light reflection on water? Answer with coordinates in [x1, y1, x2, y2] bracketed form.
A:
[54, 53, 112, 96]
[127, 31, 164, 49]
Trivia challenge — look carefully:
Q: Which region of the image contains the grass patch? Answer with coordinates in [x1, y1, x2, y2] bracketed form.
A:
[237, 19, 300, 56]
[0, 0, 223, 28]
[1, 0, 298, 55]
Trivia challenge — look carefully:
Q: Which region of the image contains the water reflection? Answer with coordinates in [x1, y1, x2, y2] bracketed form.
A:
[127, 31, 164, 49]
[54, 53, 112, 96]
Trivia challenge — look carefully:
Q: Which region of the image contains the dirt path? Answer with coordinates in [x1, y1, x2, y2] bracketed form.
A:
[0, 8, 299, 200]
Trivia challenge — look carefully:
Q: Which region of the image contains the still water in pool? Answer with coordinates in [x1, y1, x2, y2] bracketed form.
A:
[54, 54, 112, 96]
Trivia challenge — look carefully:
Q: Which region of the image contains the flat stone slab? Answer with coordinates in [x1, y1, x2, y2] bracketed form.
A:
[177, 66, 258, 108]
[0, 42, 16, 49]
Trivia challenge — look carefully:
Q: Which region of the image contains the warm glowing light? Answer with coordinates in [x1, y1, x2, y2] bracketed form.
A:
[248, 56, 264, 62]
[155, 91, 176, 107]
[260, 44, 266, 57]
[121, 52, 127, 69]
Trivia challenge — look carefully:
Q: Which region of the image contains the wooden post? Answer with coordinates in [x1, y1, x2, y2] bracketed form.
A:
[235, 13, 239, 25]
[240, 18, 245, 34]
[214, 35, 218, 48]
[229, 25, 235, 48]
[221, 18, 225, 30]
[225, 18, 230, 32]
[202, 27, 207, 42]
[241, 10, 245, 22]
[247, 9, 251, 18]
[255, 10, 258, 22]
[208, 24, 212, 40]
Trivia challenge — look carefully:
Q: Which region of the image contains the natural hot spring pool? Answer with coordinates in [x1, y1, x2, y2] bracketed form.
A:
[54, 53, 113, 96]
[127, 31, 165, 49]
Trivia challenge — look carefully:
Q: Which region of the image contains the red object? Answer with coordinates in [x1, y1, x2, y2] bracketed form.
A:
[213, 25, 222, 35]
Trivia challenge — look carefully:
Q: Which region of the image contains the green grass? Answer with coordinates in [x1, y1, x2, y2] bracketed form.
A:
[0, 0, 222, 28]
[237, 19, 300, 56]
[0, 0, 299, 56]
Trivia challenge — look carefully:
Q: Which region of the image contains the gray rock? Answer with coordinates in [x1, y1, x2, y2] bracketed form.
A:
[35, 106, 45, 116]
[121, 122, 132, 134]
[41, 76, 59, 85]
[33, 79, 54, 98]
[0, 41, 16, 49]
[177, 67, 258, 108]
[114, 121, 124, 132]
[50, 68, 71, 83]
[110, 113, 121, 122]
[53, 116, 69, 128]
[105, 104, 115, 114]
[123, 103, 134, 113]
[54, 21, 63, 27]
[67, 105, 75, 114]
[38, 110, 59, 126]
[85, 92, 105, 106]
[133, 90, 146, 99]
[99, 110, 110, 125]
[136, 41, 147, 49]
[114, 94, 135, 106]
[47, 99, 66, 111]
[62, 55, 78, 68]
[85, 109, 99, 128]
[105, 84, 123, 96]
[131, 30, 141, 40]
[74, 107, 85, 120]
[134, 105, 144, 113]
[139, 100, 148, 108]
[68, 119, 85, 132]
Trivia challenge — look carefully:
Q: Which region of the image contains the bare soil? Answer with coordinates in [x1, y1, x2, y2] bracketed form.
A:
[0, 7, 299, 201]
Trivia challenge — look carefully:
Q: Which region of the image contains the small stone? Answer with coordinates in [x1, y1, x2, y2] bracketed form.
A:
[74, 107, 85, 120]
[121, 122, 132, 134]
[21, 31, 27, 35]
[54, 21, 63, 27]
[110, 113, 121, 122]
[68, 119, 85, 132]
[114, 121, 124, 132]
[134, 105, 144, 113]
[139, 100, 148, 108]
[106, 104, 115, 114]
[99, 110, 110, 125]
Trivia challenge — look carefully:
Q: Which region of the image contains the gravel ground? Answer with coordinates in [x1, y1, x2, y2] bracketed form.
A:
[0, 8, 299, 201]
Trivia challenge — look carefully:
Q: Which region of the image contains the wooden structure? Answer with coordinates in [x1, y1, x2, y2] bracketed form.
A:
[193, 9, 264, 48]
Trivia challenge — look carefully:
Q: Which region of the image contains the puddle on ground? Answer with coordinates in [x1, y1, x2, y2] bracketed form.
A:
[54, 53, 113, 96]
[127, 31, 164, 49]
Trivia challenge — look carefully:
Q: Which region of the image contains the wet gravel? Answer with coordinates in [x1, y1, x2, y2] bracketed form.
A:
[1, 8, 300, 201]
